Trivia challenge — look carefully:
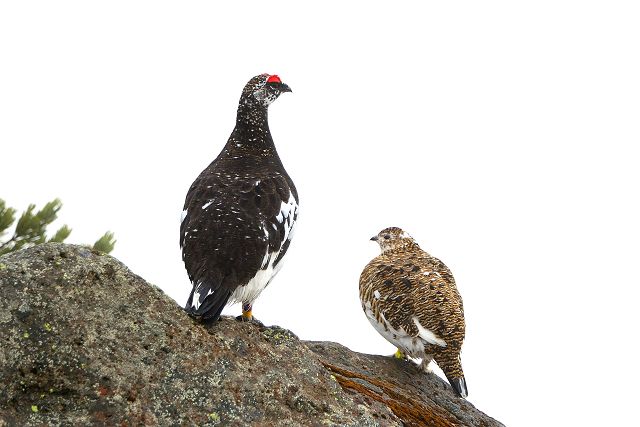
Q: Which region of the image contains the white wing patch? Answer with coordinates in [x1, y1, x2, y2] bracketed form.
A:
[412, 317, 447, 347]
[365, 309, 424, 357]
[231, 191, 298, 305]
[276, 192, 298, 235]
[274, 192, 298, 251]
[181, 209, 188, 223]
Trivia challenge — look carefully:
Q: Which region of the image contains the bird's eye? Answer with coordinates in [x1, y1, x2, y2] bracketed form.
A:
[384, 234, 390, 240]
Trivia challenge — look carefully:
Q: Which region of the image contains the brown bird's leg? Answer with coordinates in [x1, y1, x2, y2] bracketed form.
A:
[420, 355, 434, 373]
[235, 302, 264, 326]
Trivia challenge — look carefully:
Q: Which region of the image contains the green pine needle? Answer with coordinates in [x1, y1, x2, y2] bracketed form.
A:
[93, 231, 116, 254]
[0, 201, 16, 236]
[49, 225, 72, 243]
[14, 204, 36, 236]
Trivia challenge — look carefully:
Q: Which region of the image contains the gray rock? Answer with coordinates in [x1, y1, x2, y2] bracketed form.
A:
[307, 342, 504, 427]
[0, 243, 502, 426]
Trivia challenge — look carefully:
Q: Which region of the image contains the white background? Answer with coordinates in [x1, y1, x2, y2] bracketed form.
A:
[2, 2, 639, 425]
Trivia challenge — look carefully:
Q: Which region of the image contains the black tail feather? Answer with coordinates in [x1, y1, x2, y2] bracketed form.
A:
[447, 376, 468, 398]
[185, 285, 231, 323]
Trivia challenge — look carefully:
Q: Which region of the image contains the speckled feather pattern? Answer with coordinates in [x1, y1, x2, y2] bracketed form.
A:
[180, 74, 297, 321]
[359, 227, 466, 393]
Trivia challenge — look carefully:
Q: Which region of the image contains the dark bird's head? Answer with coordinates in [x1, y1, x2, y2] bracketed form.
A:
[241, 73, 292, 108]
[370, 227, 418, 253]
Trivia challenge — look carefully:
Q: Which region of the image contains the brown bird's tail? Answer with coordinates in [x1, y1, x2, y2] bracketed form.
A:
[446, 375, 468, 398]
[436, 352, 468, 398]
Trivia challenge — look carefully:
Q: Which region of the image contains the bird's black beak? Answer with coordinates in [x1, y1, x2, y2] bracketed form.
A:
[270, 82, 292, 93]
[370, 236, 378, 242]
[279, 83, 292, 93]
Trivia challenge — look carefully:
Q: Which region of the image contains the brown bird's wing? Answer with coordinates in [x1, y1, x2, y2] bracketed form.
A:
[427, 255, 464, 316]
[412, 255, 465, 350]
[359, 257, 421, 338]
[416, 256, 468, 397]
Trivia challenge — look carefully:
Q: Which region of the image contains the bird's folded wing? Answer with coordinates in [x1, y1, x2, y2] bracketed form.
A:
[181, 173, 297, 294]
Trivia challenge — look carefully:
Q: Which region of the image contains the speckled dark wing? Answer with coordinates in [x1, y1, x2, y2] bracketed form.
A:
[180, 161, 298, 320]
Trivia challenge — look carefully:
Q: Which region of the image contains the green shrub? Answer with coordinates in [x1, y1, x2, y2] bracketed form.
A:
[0, 198, 115, 256]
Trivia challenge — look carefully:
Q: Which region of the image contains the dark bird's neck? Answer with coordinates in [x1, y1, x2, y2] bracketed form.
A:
[236, 100, 270, 130]
[217, 100, 283, 170]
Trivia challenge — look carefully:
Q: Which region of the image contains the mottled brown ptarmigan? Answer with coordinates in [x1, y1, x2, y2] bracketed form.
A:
[359, 227, 468, 398]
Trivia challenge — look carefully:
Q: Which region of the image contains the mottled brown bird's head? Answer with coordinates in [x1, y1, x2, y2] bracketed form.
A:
[370, 227, 418, 253]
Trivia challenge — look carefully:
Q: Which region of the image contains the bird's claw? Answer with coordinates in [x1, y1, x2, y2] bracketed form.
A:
[235, 314, 264, 327]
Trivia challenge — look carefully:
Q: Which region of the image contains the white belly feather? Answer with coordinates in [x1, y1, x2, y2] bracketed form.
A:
[363, 301, 446, 359]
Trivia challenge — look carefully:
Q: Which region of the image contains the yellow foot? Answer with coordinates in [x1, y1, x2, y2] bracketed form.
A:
[235, 310, 252, 322]
[235, 311, 264, 326]
[394, 349, 405, 359]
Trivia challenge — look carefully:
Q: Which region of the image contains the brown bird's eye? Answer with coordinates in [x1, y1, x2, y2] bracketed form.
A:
[384, 234, 390, 240]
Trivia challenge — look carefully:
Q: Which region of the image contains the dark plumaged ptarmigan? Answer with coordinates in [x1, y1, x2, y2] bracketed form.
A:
[359, 227, 468, 398]
[180, 74, 298, 323]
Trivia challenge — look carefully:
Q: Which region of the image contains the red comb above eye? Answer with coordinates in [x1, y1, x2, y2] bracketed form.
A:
[267, 75, 282, 83]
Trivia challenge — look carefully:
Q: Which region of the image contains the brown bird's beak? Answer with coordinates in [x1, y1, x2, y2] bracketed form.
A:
[370, 235, 378, 242]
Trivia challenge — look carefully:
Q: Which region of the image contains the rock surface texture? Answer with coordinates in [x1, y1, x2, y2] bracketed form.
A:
[0, 244, 503, 426]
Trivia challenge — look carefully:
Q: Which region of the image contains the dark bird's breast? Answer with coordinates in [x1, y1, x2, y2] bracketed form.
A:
[180, 159, 298, 303]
